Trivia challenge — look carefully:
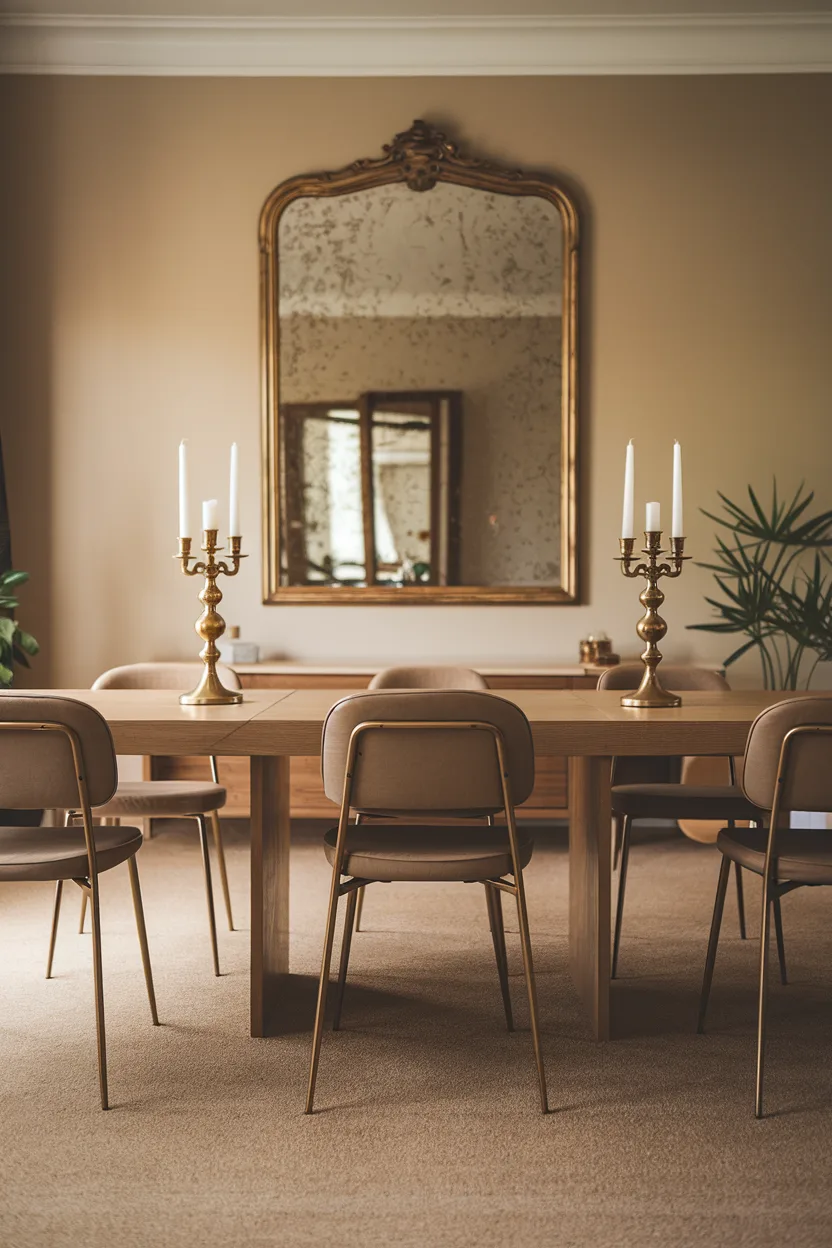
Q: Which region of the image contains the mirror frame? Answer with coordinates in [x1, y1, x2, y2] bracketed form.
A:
[259, 119, 580, 605]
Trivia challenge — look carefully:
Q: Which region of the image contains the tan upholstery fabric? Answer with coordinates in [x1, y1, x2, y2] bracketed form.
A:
[742, 696, 832, 811]
[95, 781, 226, 818]
[717, 826, 832, 885]
[323, 824, 533, 883]
[0, 822, 142, 881]
[321, 690, 535, 814]
[597, 664, 730, 694]
[611, 783, 759, 820]
[369, 665, 488, 691]
[0, 694, 118, 809]
[92, 662, 242, 692]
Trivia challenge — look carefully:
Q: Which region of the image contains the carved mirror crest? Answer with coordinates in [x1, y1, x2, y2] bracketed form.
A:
[260, 120, 579, 604]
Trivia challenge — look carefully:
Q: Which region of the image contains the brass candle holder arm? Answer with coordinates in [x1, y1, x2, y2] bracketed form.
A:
[174, 531, 247, 706]
[614, 532, 689, 709]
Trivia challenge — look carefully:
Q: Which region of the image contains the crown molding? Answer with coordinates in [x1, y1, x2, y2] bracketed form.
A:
[1, 13, 830, 76]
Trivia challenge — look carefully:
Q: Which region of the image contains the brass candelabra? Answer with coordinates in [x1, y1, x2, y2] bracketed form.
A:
[616, 532, 688, 708]
[176, 531, 246, 706]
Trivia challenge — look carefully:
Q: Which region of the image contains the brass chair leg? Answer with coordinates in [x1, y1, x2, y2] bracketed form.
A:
[306, 874, 344, 1113]
[88, 873, 109, 1110]
[78, 890, 88, 934]
[613, 814, 624, 871]
[355, 884, 366, 933]
[697, 854, 731, 1033]
[128, 856, 160, 1025]
[734, 860, 747, 940]
[772, 896, 787, 986]
[196, 814, 221, 977]
[611, 815, 632, 980]
[210, 810, 235, 932]
[485, 882, 513, 1031]
[46, 879, 63, 979]
[513, 880, 548, 1113]
[755, 878, 773, 1119]
[332, 887, 359, 1032]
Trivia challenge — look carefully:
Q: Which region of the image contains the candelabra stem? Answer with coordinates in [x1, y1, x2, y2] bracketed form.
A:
[617, 531, 687, 710]
[177, 530, 244, 707]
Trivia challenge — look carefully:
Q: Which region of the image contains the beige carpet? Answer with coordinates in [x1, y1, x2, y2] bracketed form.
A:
[2, 820, 832, 1248]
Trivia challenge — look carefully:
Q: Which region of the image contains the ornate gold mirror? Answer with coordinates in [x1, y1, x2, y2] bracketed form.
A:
[260, 120, 579, 604]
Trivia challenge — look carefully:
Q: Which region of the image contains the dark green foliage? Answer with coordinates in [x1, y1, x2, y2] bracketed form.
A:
[0, 569, 39, 687]
[689, 483, 832, 689]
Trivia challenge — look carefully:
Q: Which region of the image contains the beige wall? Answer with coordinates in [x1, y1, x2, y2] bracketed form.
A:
[1, 75, 831, 688]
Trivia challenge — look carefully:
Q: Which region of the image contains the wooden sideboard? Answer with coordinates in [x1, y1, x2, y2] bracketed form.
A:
[152, 664, 607, 820]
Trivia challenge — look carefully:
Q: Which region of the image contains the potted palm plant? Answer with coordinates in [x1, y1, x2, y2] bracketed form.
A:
[689, 482, 832, 689]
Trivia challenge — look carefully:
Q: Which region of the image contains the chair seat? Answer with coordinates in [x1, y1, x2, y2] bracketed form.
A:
[611, 783, 760, 820]
[0, 824, 142, 881]
[95, 780, 226, 818]
[323, 824, 533, 883]
[718, 826, 832, 885]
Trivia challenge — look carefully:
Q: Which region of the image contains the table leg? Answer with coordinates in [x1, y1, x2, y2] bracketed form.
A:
[250, 755, 290, 1037]
[568, 755, 612, 1041]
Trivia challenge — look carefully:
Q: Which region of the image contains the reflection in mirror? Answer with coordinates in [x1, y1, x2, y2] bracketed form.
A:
[281, 393, 460, 587]
[261, 121, 578, 603]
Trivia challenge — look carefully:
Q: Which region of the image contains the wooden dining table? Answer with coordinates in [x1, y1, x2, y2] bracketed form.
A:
[28, 685, 802, 1041]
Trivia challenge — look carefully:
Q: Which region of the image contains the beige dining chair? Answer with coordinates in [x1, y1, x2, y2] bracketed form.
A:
[697, 696, 832, 1117]
[0, 695, 158, 1109]
[598, 664, 764, 978]
[306, 688, 547, 1115]
[64, 662, 238, 977]
[355, 664, 490, 931]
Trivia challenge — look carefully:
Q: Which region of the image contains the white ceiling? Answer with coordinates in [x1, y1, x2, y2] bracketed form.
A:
[1, 6, 830, 74]
[2, 2, 828, 14]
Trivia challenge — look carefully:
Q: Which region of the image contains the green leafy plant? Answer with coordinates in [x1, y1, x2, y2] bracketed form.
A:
[688, 482, 832, 689]
[0, 569, 39, 686]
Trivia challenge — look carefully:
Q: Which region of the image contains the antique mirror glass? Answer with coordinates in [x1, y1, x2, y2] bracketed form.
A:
[260, 121, 578, 603]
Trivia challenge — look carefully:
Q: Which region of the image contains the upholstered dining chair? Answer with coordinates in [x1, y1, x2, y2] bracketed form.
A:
[306, 688, 547, 1114]
[355, 664, 490, 931]
[0, 695, 158, 1109]
[63, 662, 238, 977]
[697, 696, 832, 1117]
[598, 664, 764, 978]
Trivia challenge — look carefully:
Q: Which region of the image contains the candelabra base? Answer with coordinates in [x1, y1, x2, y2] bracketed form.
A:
[179, 667, 243, 707]
[620, 672, 681, 709]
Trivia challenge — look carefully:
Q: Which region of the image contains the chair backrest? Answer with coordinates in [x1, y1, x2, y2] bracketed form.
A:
[0, 694, 117, 809]
[92, 661, 242, 692]
[597, 663, 730, 694]
[321, 689, 534, 816]
[598, 664, 731, 786]
[368, 664, 488, 691]
[743, 696, 832, 813]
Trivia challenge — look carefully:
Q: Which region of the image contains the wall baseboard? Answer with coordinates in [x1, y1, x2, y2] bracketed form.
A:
[1, 13, 831, 77]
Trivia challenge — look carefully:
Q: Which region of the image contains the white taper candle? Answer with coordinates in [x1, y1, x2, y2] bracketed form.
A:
[645, 501, 661, 532]
[672, 440, 684, 538]
[178, 440, 189, 539]
[621, 440, 635, 539]
[202, 499, 219, 531]
[229, 443, 240, 536]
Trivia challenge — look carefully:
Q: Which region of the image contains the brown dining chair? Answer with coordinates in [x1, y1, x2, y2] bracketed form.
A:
[61, 662, 239, 977]
[598, 664, 763, 978]
[697, 696, 832, 1117]
[305, 688, 547, 1114]
[354, 664, 490, 931]
[0, 695, 158, 1109]
[368, 664, 490, 692]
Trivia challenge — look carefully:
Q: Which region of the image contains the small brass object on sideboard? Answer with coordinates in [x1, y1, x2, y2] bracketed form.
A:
[616, 533, 688, 708]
